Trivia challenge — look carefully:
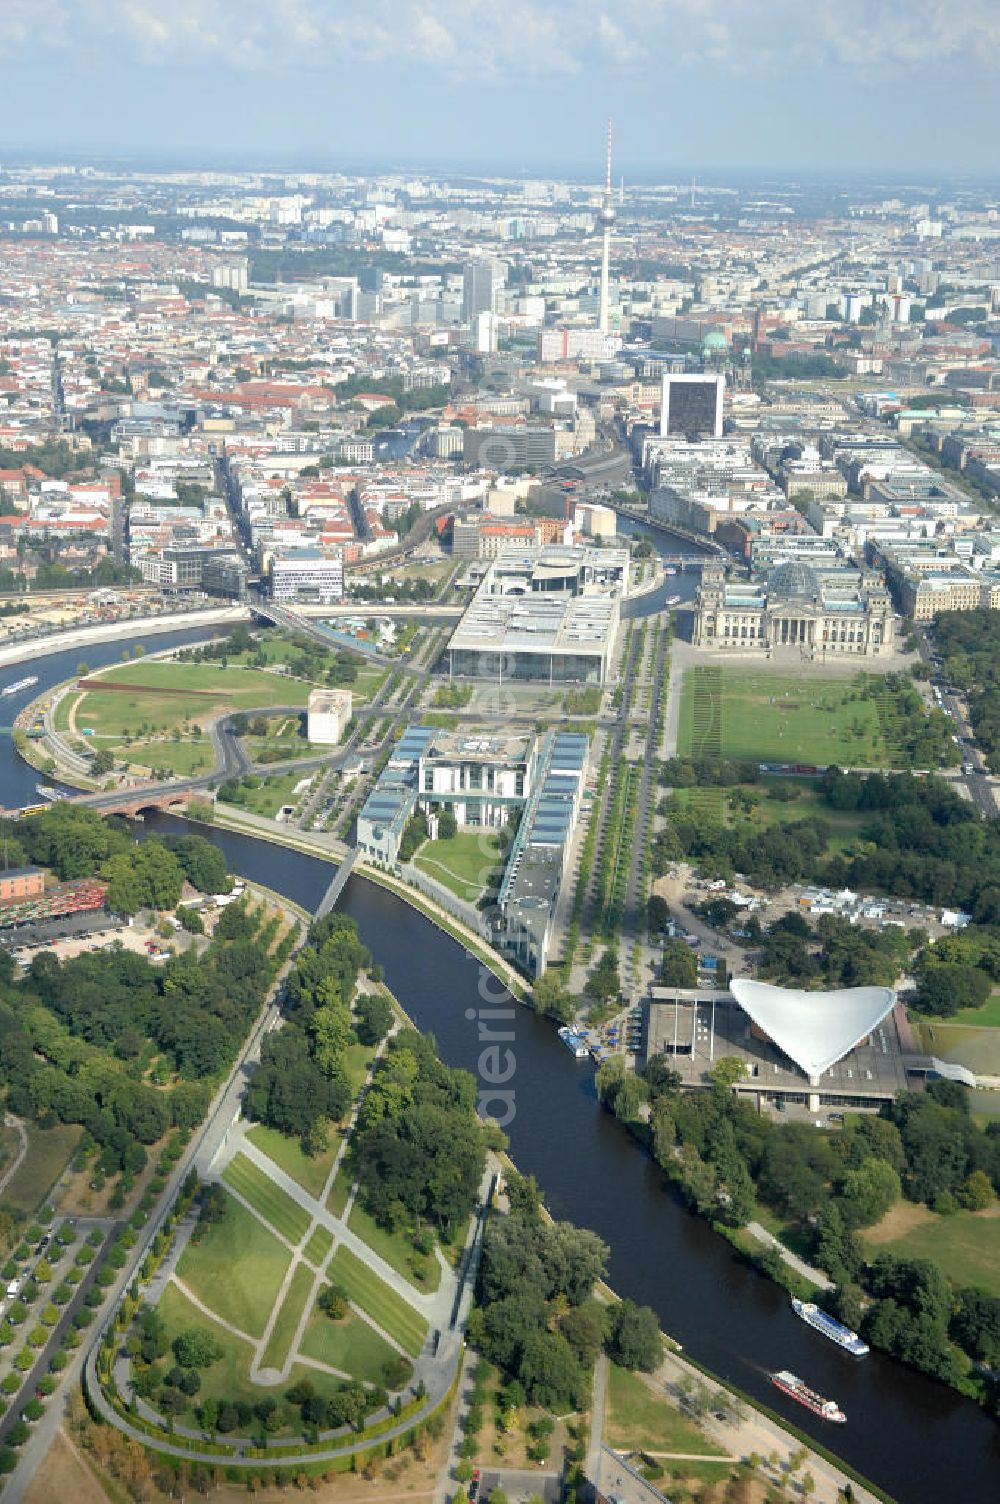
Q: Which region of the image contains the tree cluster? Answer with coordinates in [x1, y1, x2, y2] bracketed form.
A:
[349, 1026, 487, 1239]
[469, 1173, 610, 1411]
[933, 610, 1000, 771]
[640, 1060, 1000, 1386]
[246, 912, 373, 1149]
[0, 892, 282, 1177]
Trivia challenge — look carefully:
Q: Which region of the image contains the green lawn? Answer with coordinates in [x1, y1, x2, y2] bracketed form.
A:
[120, 738, 216, 777]
[678, 666, 888, 766]
[220, 768, 316, 819]
[260, 1261, 316, 1373]
[156, 1281, 346, 1424]
[953, 992, 1000, 1028]
[347, 1202, 441, 1295]
[327, 1166, 353, 1219]
[299, 1306, 410, 1387]
[175, 1190, 290, 1339]
[222, 1153, 312, 1245]
[674, 779, 869, 854]
[0, 1124, 81, 1217]
[914, 1019, 1000, 1076]
[863, 1203, 1000, 1297]
[74, 661, 312, 740]
[603, 1363, 727, 1456]
[344, 1041, 377, 1098]
[413, 830, 504, 902]
[303, 1224, 334, 1268]
[328, 1246, 428, 1356]
[352, 665, 390, 704]
[247, 1125, 340, 1200]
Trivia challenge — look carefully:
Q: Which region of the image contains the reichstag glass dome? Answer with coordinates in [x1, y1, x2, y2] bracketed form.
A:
[768, 559, 820, 600]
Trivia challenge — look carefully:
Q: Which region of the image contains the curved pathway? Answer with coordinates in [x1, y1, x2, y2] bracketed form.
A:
[0, 1114, 28, 1198]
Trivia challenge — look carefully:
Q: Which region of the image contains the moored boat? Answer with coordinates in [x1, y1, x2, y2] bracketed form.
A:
[791, 1297, 869, 1357]
[557, 1025, 590, 1058]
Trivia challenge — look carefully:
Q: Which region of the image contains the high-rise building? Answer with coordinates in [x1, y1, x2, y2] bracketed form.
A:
[660, 374, 725, 440]
[462, 259, 505, 322]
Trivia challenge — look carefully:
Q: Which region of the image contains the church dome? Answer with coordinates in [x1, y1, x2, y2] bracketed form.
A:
[702, 329, 729, 352]
[769, 559, 819, 600]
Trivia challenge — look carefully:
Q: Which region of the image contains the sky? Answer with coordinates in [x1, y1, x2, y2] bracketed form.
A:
[1, 1, 999, 178]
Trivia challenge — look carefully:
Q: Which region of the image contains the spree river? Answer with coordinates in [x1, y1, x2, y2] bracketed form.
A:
[2, 626, 999, 1502]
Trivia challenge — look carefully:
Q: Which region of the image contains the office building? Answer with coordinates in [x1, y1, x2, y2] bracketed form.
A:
[462, 426, 557, 470]
[462, 259, 505, 322]
[269, 548, 344, 603]
[307, 688, 353, 745]
[445, 544, 628, 684]
[356, 725, 589, 977]
[660, 374, 725, 440]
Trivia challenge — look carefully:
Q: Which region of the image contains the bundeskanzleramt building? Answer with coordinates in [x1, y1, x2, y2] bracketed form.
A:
[355, 725, 589, 977]
[692, 560, 895, 656]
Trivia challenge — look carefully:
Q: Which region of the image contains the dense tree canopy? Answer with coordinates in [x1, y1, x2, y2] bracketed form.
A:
[350, 1028, 486, 1237]
[470, 1173, 608, 1411]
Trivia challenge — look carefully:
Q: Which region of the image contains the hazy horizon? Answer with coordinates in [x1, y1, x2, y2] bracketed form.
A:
[1, 1, 998, 178]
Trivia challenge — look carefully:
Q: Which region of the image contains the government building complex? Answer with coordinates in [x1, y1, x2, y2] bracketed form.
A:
[691, 559, 896, 656]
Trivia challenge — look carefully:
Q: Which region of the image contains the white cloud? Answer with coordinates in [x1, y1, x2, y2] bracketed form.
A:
[2, 1, 999, 77]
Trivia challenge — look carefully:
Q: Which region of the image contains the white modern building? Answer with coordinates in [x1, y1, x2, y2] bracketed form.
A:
[307, 688, 353, 745]
[269, 548, 344, 603]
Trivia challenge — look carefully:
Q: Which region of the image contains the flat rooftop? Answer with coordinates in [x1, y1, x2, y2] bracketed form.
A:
[644, 991, 912, 1102]
[423, 729, 532, 764]
[449, 591, 618, 656]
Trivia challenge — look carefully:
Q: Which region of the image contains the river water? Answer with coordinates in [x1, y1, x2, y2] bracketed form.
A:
[2, 623, 998, 1502]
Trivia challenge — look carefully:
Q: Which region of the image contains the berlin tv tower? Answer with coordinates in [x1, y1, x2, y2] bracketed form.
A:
[597, 118, 615, 336]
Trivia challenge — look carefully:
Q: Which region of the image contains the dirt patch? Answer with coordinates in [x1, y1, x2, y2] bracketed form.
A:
[862, 1199, 934, 1245]
[59, 1126, 173, 1218]
[77, 678, 220, 698]
[25, 1429, 111, 1504]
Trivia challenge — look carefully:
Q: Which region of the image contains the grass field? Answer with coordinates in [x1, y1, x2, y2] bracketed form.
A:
[0, 1124, 81, 1217]
[347, 1202, 441, 1295]
[328, 1245, 428, 1356]
[327, 1166, 353, 1219]
[247, 1124, 340, 1200]
[303, 1224, 334, 1268]
[863, 1201, 1000, 1296]
[260, 1261, 316, 1373]
[156, 1282, 346, 1421]
[299, 1306, 409, 1386]
[219, 767, 316, 819]
[74, 661, 312, 740]
[673, 778, 869, 853]
[604, 1363, 727, 1456]
[678, 666, 889, 766]
[121, 738, 216, 777]
[413, 830, 503, 901]
[344, 1041, 377, 1098]
[175, 1191, 290, 1339]
[914, 1019, 1000, 1076]
[222, 1153, 312, 1245]
[952, 992, 1000, 1028]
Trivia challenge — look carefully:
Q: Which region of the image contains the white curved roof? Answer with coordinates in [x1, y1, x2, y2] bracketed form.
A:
[730, 978, 896, 1081]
